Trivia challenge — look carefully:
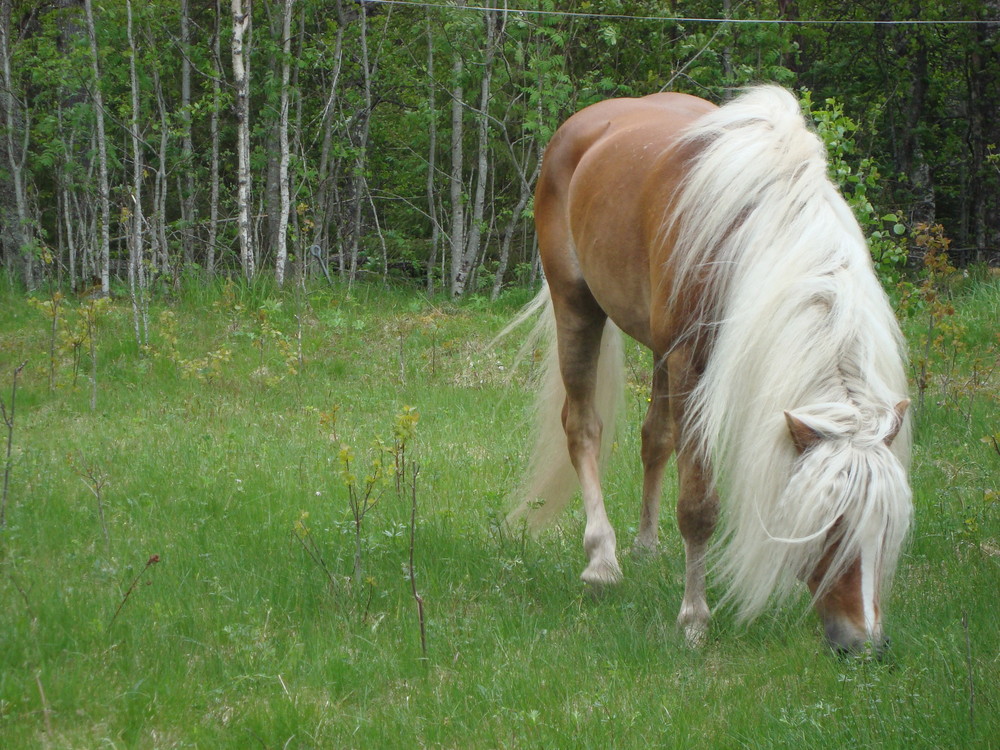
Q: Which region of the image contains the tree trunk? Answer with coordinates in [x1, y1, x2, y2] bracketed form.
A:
[152, 70, 171, 280]
[0, 0, 35, 288]
[126, 0, 147, 346]
[492, 156, 539, 301]
[207, 0, 223, 277]
[83, 0, 111, 296]
[967, 15, 999, 262]
[452, 6, 498, 297]
[232, 0, 255, 279]
[347, 5, 372, 282]
[898, 23, 935, 239]
[424, 11, 439, 294]
[310, 8, 344, 281]
[447, 10, 466, 296]
[274, 0, 294, 286]
[179, 0, 196, 272]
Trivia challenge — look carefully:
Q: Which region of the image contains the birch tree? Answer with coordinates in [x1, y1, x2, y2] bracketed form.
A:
[207, 0, 224, 277]
[83, 0, 111, 296]
[179, 0, 196, 271]
[347, 4, 373, 282]
[126, 0, 148, 346]
[232, 0, 255, 279]
[447, 12, 465, 297]
[451, 5, 500, 297]
[0, 0, 32, 287]
[274, 0, 294, 286]
[424, 11, 440, 294]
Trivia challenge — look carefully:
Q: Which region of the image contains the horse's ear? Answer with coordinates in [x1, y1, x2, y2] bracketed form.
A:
[885, 399, 910, 447]
[784, 410, 823, 454]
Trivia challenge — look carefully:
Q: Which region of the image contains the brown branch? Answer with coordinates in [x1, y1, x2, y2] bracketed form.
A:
[107, 554, 160, 631]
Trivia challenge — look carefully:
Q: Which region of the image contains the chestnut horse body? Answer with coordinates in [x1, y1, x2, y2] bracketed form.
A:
[508, 87, 912, 653]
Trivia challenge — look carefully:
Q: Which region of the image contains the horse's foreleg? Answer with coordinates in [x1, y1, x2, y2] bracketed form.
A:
[635, 361, 673, 552]
[669, 350, 719, 646]
[675, 451, 717, 646]
[558, 319, 622, 586]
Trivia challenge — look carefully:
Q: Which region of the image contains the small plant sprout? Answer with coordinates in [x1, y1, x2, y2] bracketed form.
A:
[291, 510, 339, 594]
[392, 405, 419, 493]
[338, 442, 386, 582]
[27, 291, 63, 391]
[82, 296, 110, 412]
[319, 404, 341, 443]
[69, 451, 111, 556]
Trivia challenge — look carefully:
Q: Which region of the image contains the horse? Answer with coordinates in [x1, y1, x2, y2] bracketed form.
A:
[506, 86, 912, 654]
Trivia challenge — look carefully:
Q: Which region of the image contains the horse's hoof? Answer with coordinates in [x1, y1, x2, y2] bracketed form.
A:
[580, 559, 622, 587]
[683, 623, 708, 649]
[631, 537, 659, 555]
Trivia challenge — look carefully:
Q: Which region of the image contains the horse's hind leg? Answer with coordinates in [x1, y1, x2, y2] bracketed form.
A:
[635, 359, 673, 552]
[553, 293, 622, 585]
[668, 348, 719, 645]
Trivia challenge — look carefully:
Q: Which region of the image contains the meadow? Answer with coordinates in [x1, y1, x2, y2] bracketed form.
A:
[0, 274, 997, 748]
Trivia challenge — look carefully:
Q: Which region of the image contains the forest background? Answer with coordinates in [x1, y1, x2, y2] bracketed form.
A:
[0, 0, 999, 304]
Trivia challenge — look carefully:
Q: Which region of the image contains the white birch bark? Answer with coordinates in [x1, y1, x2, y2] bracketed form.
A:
[424, 11, 439, 294]
[207, 0, 223, 277]
[452, 6, 499, 297]
[447, 37, 465, 296]
[274, 0, 294, 286]
[347, 5, 372, 282]
[180, 0, 196, 270]
[83, 0, 111, 296]
[232, 0, 255, 279]
[0, 0, 33, 287]
[126, 0, 146, 346]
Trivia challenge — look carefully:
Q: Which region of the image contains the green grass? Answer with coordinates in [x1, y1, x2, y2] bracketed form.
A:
[0, 276, 997, 748]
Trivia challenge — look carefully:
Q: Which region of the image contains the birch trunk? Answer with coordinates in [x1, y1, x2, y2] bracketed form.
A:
[232, 0, 255, 279]
[424, 11, 439, 294]
[179, 0, 196, 271]
[0, 0, 33, 287]
[274, 0, 294, 286]
[83, 0, 110, 296]
[492, 157, 539, 300]
[152, 71, 171, 279]
[126, 0, 146, 346]
[207, 0, 223, 277]
[452, 7, 498, 297]
[311, 8, 344, 280]
[447, 37, 465, 296]
[348, 5, 372, 282]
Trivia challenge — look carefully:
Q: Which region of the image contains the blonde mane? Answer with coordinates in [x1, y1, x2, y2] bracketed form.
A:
[666, 86, 913, 620]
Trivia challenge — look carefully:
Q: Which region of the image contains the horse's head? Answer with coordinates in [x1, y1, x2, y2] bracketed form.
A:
[784, 399, 911, 656]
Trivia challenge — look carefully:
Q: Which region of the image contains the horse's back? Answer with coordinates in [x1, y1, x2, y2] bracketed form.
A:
[536, 93, 716, 347]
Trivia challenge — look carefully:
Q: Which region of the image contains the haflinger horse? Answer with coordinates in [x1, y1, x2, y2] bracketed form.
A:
[506, 86, 912, 654]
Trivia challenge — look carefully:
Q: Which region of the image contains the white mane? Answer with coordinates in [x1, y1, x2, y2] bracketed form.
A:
[666, 86, 913, 620]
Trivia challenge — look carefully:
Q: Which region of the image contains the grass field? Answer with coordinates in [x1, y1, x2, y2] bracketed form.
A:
[0, 275, 997, 748]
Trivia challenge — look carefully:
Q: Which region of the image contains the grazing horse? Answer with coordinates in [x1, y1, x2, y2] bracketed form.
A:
[507, 86, 912, 653]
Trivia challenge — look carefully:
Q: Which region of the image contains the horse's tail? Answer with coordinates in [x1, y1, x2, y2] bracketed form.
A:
[504, 285, 624, 531]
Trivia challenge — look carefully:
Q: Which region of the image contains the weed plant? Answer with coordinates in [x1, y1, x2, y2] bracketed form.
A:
[0, 275, 996, 748]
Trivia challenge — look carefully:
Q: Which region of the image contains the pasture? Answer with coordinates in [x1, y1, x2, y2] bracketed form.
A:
[0, 276, 997, 748]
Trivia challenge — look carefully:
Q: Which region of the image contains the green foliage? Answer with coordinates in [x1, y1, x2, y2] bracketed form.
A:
[895, 224, 999, 427]
[802, 90, 909, 282]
